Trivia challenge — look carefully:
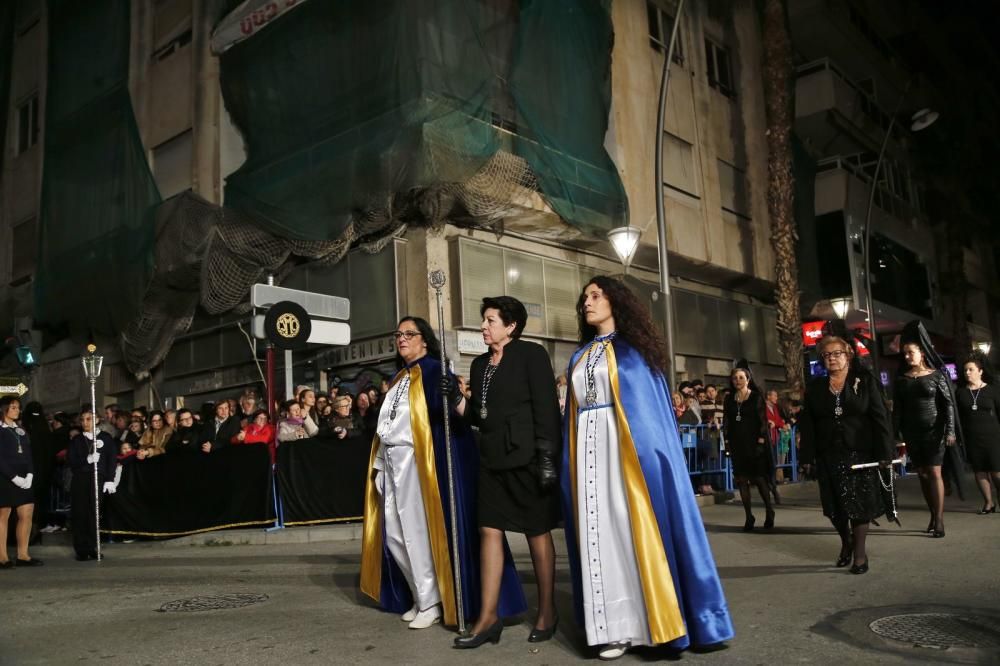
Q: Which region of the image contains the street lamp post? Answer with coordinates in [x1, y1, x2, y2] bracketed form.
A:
[862, 99, 938, 384]
[653, 0, 685, 389]
[81, 345, 104, 562]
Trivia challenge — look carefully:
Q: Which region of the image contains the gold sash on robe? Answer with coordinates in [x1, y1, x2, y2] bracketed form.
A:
[568, 342, 687, 644]
[359, 364, 459, 625]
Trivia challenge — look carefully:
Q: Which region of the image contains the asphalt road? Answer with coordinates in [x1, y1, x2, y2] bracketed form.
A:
[2, 474, 998, 665]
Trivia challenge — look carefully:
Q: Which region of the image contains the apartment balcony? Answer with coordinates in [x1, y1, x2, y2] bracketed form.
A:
[804, 155, 939, 335]
[795, 58, 902, 157]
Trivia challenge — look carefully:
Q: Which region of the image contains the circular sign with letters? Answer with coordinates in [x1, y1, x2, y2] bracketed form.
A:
[264, 301, 311, 350]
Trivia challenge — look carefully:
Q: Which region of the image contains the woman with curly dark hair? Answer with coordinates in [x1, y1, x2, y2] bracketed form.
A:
[558, 276, 732, 660]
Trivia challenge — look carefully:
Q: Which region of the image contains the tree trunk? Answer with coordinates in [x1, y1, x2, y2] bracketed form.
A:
[761, 0, 803, 396]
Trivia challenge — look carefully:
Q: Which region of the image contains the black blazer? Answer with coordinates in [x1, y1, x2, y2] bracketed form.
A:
[799, 371, 894, 465]
[467, 338, 561, 470]
[200, 416, 241, 451]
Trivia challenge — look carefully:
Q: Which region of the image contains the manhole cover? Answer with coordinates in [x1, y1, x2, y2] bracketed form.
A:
[157, 593, 268, 613]
[869, 613, 1000, 649]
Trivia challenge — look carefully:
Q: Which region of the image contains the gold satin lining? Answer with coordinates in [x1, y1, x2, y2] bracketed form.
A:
[606, 345, 686, 644]
[358, 365, 459, 626]
[359, 368, 406, 603]
[569, 343, 686, 643]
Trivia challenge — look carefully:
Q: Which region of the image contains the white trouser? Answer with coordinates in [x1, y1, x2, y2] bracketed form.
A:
[382, 444, 441, 611]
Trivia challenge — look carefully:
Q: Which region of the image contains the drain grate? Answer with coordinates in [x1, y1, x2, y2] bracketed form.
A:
[869, 613, 1000, 649]
[157, 593, 268, 613]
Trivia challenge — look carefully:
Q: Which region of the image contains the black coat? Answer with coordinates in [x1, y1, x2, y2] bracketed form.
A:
[799, 371, 894, 465]
[200, 416, 241, 451]
[67, 432, 118, 478]
[467, 338, 561, 470]
[167, 425, 201, 453]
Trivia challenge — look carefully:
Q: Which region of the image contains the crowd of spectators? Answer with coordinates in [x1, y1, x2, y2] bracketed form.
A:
[21, 380, 390, 535]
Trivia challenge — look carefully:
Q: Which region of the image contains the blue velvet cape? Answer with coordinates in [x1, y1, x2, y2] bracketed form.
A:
[560, 338, 734, 648]
[374, 355, 527, 620]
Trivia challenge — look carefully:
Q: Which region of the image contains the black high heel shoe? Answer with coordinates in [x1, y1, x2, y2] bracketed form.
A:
[976, 505, 996, 515]
[453, 619, 503, 649]
[743, 515, 756, 532]
[764, 510, 775, 530]
[925, 518, 934, 533]
[849, 558, 869, 575]
[527, 615, 559, 643]
[835, 542, 853, 568]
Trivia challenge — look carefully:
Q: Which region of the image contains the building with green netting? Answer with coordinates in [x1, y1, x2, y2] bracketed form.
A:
[0, 0, 840, 412]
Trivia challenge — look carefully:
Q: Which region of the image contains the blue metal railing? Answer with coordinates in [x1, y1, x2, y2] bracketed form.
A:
[679, 424, 804, 492]
[679, 424, 733, 492]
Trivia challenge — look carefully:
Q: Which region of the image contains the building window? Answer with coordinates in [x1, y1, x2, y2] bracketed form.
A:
[16, 94, 39, 155]
[457, 239, 582, 341]
[152, 0, 193, 61]
[662, 132, 699, 198]
[717, 160, 749, 217]
[704, 38, 735, 97]
[647, 1, 684, 65]
[152, 130, 193, 198]
[11, 216, 37, 282]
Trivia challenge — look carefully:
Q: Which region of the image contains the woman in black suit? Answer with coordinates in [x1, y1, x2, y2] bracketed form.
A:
[446, 296, 561, 648]
[799, 336, 894, 574]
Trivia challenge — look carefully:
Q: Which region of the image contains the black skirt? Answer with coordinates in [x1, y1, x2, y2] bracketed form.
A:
[968, 444, 1000, 473]
[729, 437, 772, 479]
[0, 478, 33, 508]
[478, 464, 560, 537]
[817, 448, 891, 523]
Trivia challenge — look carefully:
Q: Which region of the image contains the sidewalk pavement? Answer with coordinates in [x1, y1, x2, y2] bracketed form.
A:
[2, 474, 998, 665]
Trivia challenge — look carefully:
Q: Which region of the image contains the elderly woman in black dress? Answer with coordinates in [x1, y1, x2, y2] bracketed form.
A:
[892, 340, 956, 537]
[800, 336, 894, 574]
[0, 396, 42, 568]
[722, 363, 774, 531]
[446, 296, 561, 648]
[955, 354, 1000, 514]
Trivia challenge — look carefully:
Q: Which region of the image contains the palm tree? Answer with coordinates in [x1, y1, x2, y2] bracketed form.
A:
[761, 0, 803, 395]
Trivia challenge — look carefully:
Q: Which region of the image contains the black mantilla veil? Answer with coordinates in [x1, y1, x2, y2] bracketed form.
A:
[899, 320, 966, 499]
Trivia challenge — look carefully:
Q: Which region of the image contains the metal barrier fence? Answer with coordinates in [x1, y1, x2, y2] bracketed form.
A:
[678, 424, 802, 492]
[679, 424, 733, 492]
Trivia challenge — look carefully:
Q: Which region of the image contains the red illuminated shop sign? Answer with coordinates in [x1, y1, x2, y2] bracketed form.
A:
[801, 321, 825, 347]
[801, 321, 871, 356]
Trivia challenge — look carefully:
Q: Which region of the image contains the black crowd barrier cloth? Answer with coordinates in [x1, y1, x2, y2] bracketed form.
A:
[275, 434, 371, 525]
[106, 444, 275, 537]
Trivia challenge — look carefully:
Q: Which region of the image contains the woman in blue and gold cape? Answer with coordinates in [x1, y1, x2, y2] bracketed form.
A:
[360, 317, 525, 629]
[560, 277, 733, 660]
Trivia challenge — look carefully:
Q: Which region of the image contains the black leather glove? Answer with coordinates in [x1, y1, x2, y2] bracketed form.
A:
[439, 374, 463, 408]
[536, 446, 558, 491]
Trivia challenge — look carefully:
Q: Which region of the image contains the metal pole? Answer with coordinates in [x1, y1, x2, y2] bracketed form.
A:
[90, 377, 101, 562]
[654, 0, 685, 389]
[428, 269, 465, 635]
[862, 80, 912, 388]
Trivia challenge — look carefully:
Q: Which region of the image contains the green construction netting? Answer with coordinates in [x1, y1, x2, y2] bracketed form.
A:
[219, 0, 626, 241]
[34, 0, 161, 336]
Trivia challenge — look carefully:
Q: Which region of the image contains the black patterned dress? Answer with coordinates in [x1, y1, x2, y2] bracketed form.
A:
[800, 373, 895, 524]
